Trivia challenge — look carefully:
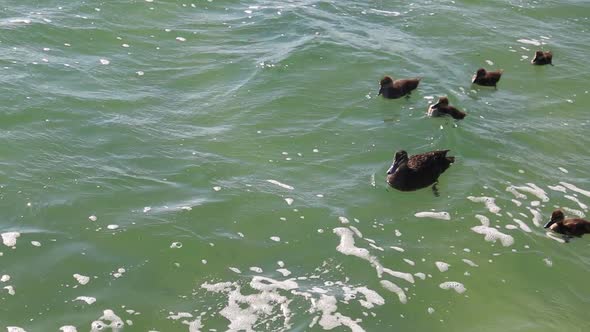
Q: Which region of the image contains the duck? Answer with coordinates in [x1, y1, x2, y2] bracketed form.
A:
[427, 97, 466, 120]
[472, 68, 503, 87]
[386, 150, 454, 195]
[544, 209, 590, 241]
[531, 50, 553, 66]
[378, 75, 421, 99]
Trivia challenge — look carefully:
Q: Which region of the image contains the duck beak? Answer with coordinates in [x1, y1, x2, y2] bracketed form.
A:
[543, 220, 555, 229]
[386, 162, 398, 175]
[431, 101, 441, 109]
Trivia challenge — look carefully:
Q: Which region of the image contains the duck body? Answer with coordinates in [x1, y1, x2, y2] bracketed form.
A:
[472, 68, 503, 87]
[427, 97, 466, 120]
[544, 209, 590, 238]
[386, 150, 454, 192]
[531, 50, 553, 65]
[379, 75, 421, 99]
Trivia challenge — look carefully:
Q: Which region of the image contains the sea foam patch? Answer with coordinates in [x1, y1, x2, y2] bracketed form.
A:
[1, 231, 21, 247]
[380, 280, 407, 304]
[414, 211, 451, 220]
[468, 196, 501, 215]
[471, 225, 514, 246]
[439, 281, 466, 294]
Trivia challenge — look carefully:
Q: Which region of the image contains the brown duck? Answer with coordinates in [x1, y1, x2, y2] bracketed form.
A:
[544, 209, 590, 241]
[386, 150, 454, 195]
[531, 50, 553, 66]
[378, 75, 421, 99]
[427, 97, 466, 120]
[472, 68, 503, 87]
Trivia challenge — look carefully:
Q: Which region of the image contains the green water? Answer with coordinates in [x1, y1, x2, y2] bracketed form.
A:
[1, 1, 590, 331]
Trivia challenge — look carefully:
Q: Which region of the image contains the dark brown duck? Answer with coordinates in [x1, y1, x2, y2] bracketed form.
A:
[472, 68, 503, 87]
[427, 97, 466, 120]
[378, 75, 421, 99]
[531, 50, 553, 65]
[544, 209, 590, 241]
[386, 150, 455, 195]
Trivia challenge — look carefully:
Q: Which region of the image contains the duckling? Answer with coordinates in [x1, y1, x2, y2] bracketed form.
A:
[472, 68, 503, 87]
[531, 50, 553, 66]
[544, 209, 590, 242]
[379, 75, 421, 99]
[427, 97, 466, 120]
[386, 150, 455, 196]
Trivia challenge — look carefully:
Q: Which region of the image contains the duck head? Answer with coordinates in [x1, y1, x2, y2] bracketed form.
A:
[532, 51, 544, 62]
[544, 209, 565, 229]
[378, 76, 394, 95]
[472, 68, 486, 83]
[387, 150, 408, 175]
[431, 96, 450, 109]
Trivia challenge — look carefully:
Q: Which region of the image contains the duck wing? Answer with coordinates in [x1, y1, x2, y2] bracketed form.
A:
[407, 150, 453, 169]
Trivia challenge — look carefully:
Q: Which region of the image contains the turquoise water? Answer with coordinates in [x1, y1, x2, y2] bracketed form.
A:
[1, 1, 590, 331]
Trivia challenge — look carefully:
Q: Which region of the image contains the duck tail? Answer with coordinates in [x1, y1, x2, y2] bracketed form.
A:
[449, 108, 467, 120]
[446, 156, 455, 164]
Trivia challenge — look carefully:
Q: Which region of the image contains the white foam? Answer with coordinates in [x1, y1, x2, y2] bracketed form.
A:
[314, 295, 365, 331]
[91, 309, 124, 331]
[1, 232, 20, 247]
[228, 267, 241, 274]
[4, 285, 15, 295]
[75, 296, 96, 304]
[507, 183, 549, 202]
[475, 214, 490, 226]
[513, 219, 532, 232]
[338, 216, 350, 224]
[471, 225, 514, 246]
[186, 317, 202, 332]
[380, 280, 407, 304]
[548, 185, 567, 193]
[435, 261, 450, 272]
[176, 37, 186, 42]
[511, 199, 522, 207]
[342, 286, 385, 309]
[564, 195, 588, 210]
[390, 246, 405, 252]
[249, 266, 263, 273]
[427, 307, 435, 314]
[462, 259, 478, 267]
[468, 196, 501, 215]
[99, 59, 110, 65]
[560, 182, 590, 197]
[59, 326, 77, 332]
[168, 312, 193, 320]
[414, 272, 426, 280]
[31, 241, 41, 247]
[439, 281, 466, 294]
[543, 258, 553, 267]
[485, 60, 494, 66]
[517, 38, 541, 46]
[414, 211, 451, 220]
[267, 179, 294, 190]
[527, 207, 543, 227]
[382, 268, 414, 284]
[276, 268, 291, 276]
[73, 274, 90, 285]
[403, 258, 415, 266]
[558, 167, 568, 173]
[284, 198, 294, 205]
[170, 242, 182, 249]
[6, 328, 26, 332]
[89, 215, 97, 222]
[1, 274, 10, 282]
[107, 224, 119, 230]
[333, 227, 383, 277]
[270, 236, 281, 242]
[562, 207, 585, 218]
